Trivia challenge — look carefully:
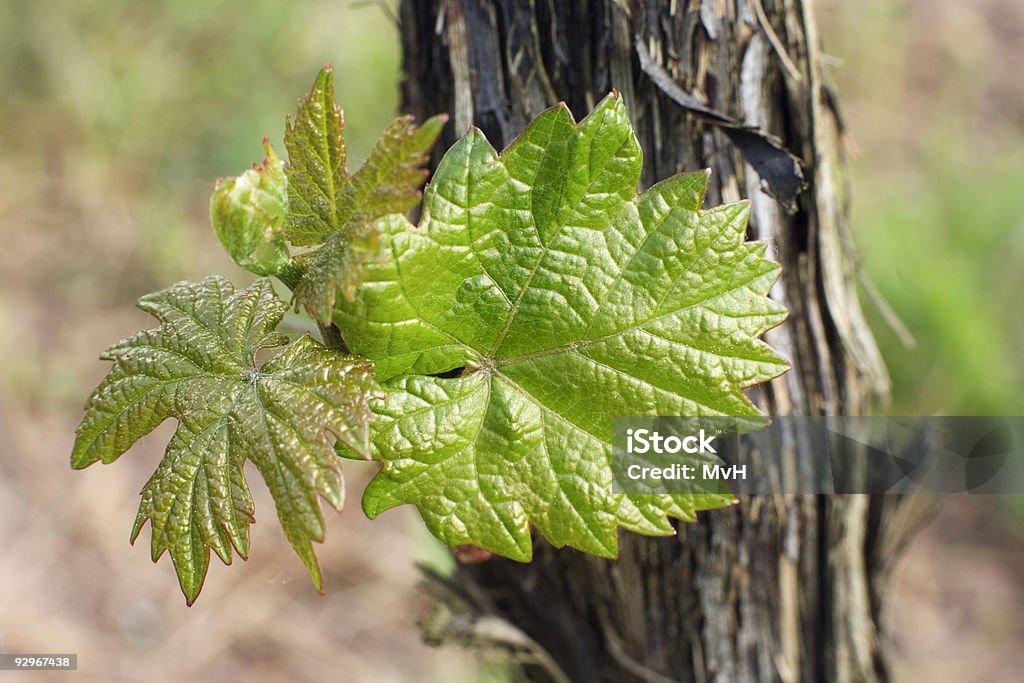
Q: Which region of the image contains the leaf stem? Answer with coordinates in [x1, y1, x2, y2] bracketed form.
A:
[317, 322, 349, 352]
[275, 261, 350, 353]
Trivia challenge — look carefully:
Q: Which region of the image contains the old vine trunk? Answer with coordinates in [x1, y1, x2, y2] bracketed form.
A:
[399, 2, 911, 681]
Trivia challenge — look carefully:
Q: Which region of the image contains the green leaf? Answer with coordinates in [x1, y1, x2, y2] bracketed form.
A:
[72, 276, 379, 603]
[211, 136, 290, 276]
[283, 65, 446, 321]
[282, 66, 348, 248]
[333, 94, 788, 560]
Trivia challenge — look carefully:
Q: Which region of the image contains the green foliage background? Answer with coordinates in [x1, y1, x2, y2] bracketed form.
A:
[825, 1, 1024, 415]
[0, 1, 1022, 682]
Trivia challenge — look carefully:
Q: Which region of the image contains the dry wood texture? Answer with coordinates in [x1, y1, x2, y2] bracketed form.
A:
[400, 2, 911, 680]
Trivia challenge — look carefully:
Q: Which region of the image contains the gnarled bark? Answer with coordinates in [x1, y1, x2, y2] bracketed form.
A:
[400, 2, 912, 680]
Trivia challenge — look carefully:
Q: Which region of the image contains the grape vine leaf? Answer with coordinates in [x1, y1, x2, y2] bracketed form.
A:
[210, 136, 290, 276]
[333, 93, 789, 560]
[71, 276, 379, 603]
[283, 65, 447, 322]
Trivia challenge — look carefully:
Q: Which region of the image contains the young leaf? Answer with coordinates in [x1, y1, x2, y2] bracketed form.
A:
[333, 94, 789, 560]
[72, 277, 379, 603]
[283, 65, 446, 321]
[282, 66, 347, 248]
[211, 137, 290, 276]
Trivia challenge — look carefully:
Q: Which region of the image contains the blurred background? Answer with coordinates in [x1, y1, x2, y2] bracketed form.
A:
[0, 0, 1021, 681]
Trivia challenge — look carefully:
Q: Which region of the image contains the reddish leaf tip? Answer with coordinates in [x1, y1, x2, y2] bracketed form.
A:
[453, 544, 495, 564]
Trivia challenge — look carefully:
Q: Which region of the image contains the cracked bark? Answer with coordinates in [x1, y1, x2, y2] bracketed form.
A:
[399, 2, 917, 681]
